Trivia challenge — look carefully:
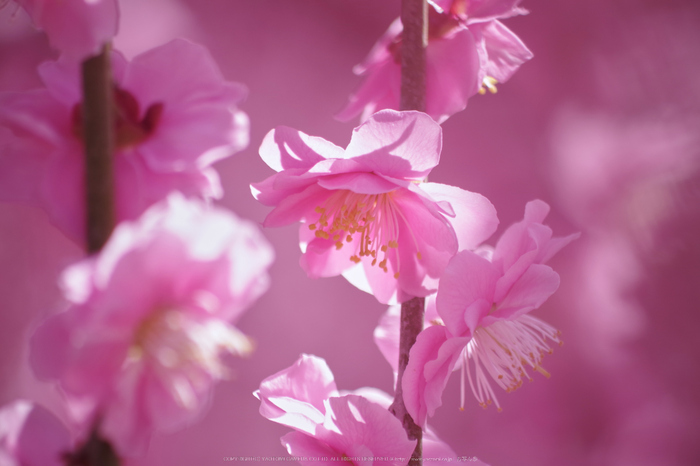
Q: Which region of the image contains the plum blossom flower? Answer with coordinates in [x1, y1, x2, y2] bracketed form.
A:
[9, 0, 119, 61]
[255, 354, 478, 466]
[0, 38, 249, 246]
[29, 193, 274, 456]
[402, 200, 578, 426]
[0, 400, 71, 466]
[251, 110, 498, 304]
[337, 0, 532, 124]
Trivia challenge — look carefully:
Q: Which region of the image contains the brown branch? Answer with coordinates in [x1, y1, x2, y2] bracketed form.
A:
[393, 1, 428, 463]
[389, 296, 425, 465]
[400, 0, 428, 112]
[81, 44, 116, 254]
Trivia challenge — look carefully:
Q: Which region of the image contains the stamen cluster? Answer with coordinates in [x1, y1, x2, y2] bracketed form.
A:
[309, 191, 417, 278]
[462, 315, 562, 411]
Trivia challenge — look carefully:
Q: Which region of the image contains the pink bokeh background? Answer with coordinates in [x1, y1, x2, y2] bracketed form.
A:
[1, 0, 699, 464]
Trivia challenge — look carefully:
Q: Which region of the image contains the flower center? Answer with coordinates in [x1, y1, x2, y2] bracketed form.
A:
[127, 309, 252, 409]
[308, 190, 421, 278]
[459, 314, 562, 411]
[71, 86, 164, 150]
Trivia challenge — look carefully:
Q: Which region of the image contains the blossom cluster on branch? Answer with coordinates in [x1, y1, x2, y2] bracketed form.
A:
[0, 0, 580, 464]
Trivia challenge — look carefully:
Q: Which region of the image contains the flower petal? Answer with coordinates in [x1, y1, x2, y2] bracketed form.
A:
[485, 264, 560, 324]
[436, 251, 499, 336]
[403, 325, 468, 426]
[259, 126, 344, 172]
[345, 110, 442, 179]
[419, 182, 499, 251]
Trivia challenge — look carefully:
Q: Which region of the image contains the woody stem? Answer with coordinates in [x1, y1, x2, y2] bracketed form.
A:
[81, 43, 116, 254]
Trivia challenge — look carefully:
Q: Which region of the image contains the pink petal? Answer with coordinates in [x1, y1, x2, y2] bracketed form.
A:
[0, 127, 53, 205]
[374, 304, 402, 374]
[344, 110, 442, 179]
[38, 50, 127, 106]
[316, 172, 402, 195]
[262, 184, 332, 228]
[26, 0, 118, 61]
[473, 20, 533, 83]
[300, 223, 361, 279]
[258, 125, 344, 172]
[281, 431, 340, 465]
[320, 395, 416, 465]
[436, 251, 499, 336]
[0, 401, 71, 466]
[419, 182, 499, 251]
[403, 325, 468, 426]
[335, 57, 401, 123]
[256, 354, 338, 422]
[492, 199, 551, 271]
[0, 90, 69, 144]
[484, 264, 560, 324]
[335, 19, 402, 122]
[124, 39, 248, 172]
[425, 27, 481, 123]
[465, 0, 524, 23]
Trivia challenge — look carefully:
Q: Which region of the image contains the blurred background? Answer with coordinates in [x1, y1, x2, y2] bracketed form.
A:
[1, 0, 699, 464]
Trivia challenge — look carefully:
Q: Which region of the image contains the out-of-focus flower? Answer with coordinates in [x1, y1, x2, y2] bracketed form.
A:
[11, 0, 119, 61]
[403, 200, 578, 426]
[0, 400, 71, 466]
[29, 193, 274, 456]
[255, 354, 431, 466]
[336, 0, 532, 124]
[0, 38, 249, 247]
[251, 109, 497, 304]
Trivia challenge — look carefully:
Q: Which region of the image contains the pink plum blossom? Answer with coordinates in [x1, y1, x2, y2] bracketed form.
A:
[337, 0, 532, 124]
[0, 400, 71, 466]
[402, 200, 578, 426]
[29, 193, 274, 456]
[251, 109, 498, 304]
[0, 38, 249, 247]
[255, 354, 478, 465]
[11, 0, 119, 61]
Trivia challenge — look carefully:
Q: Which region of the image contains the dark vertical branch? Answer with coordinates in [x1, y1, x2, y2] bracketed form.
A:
[81, 44, 116, 254]
[76, 44, 121, 464]
[393, 1, 428, 463]
[389, 296, 425, 465]
[400, 0, 428, 112]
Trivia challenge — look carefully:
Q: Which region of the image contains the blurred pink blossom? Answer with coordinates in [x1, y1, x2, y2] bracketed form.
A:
[0, 400, 71, 466]
[0, 38, 249, 247]
[252, 109, 497, 304]
[337, 0, 532, 123]
[29, 193, 273, 456]
[255, 354, 470, 466]
[403, 200, 577, 426]
[12, 0, 119, 61]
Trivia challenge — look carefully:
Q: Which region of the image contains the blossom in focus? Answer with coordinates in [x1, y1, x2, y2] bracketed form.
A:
[0, 400, 71, 466]
[29, 193, 274, 455]
[12, 0, 119, 61]
[255, 354, 467, 466]
[403, 200, 578, 426]
[0, 38, 249, 246]
[336, 0, 532, 124]
[251, 109, 497, 304]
